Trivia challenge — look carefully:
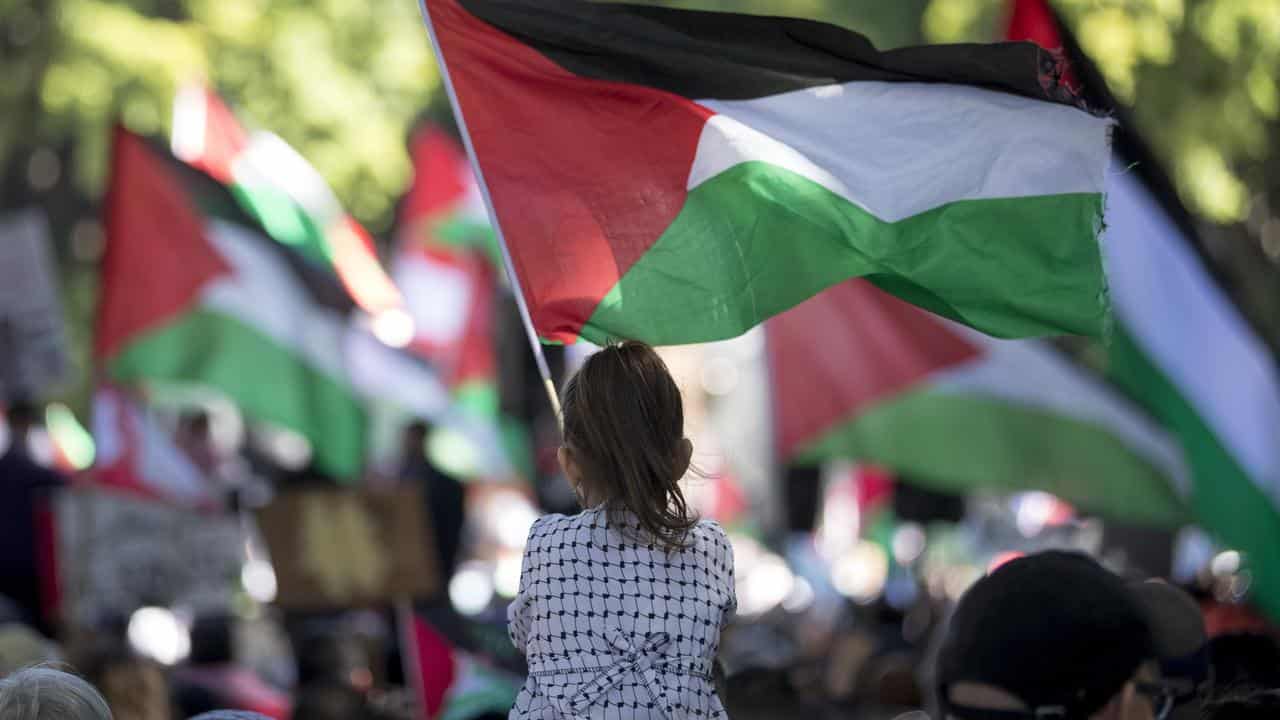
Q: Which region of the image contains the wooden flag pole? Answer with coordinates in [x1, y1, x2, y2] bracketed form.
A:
[417, 0, 562, 427]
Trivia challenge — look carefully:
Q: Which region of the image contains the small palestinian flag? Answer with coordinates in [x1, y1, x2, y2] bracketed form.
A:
[172, 85, 403, 318]
[96, 127, 423, 478]
[422, 0, 1112, 345]
[767, 279, 1188, 527]
[393, 126, 500, 412]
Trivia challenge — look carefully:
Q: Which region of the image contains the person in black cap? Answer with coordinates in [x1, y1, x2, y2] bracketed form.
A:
[936, 551, 1181, 720]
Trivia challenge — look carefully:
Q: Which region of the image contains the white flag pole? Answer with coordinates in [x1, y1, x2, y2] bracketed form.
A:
[416, 0, 563, 425]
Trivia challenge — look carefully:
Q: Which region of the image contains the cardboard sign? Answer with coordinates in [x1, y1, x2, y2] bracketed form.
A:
[0, 209, 68, 399]
[56, 487, 243, 625]
[256, 486, 440, 609]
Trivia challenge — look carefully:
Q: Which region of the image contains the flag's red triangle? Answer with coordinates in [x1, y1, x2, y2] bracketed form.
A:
[95, 126, 230, 362]
[401, 127, 472, 230]
[1005, 0, 1080, 91]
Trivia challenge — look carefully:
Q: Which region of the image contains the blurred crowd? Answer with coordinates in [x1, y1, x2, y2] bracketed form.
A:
[4, 393, 1280, 720]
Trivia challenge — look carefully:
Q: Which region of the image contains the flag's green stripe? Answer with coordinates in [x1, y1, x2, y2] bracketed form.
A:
[431, 216, 503, 268]
[795, 389, 1188, 527]
[1107, 327, 1280, 619]
[454, 379, 499, 418]
[230, 183, 331, 266]
[579, 161, 1105, 346]
[107, 308, 366, 478]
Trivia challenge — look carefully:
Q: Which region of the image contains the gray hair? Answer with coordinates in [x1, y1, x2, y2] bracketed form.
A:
[0, 667, 113, 720]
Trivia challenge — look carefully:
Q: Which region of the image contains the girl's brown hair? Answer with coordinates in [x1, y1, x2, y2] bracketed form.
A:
[561, 340, 697, 552]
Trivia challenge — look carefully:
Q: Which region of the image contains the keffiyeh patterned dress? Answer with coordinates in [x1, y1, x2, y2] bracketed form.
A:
[508, 508, 736, 719]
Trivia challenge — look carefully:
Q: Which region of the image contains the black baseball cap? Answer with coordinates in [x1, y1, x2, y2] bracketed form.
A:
[937, 551, 1158, 720]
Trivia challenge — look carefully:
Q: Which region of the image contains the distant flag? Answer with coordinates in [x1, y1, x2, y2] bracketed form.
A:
[96, 127, 456, 478]
[408, 615, 519, 720]
[171, 85, 410, 344]
[421, 0, 1113, 346]
[393, 127, 500, 414]
[766, 279, 1189, 527]
[1005, 0, 1280, 618]
[168, 89, 513, 478]
[87, 385, 217, 510]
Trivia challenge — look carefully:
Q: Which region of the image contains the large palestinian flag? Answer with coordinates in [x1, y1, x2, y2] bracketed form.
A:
[1006, 0, 1280, 618]
[768, 279, 1189, 527]
[96, 127, 439, 478]
[421, 0, 1113, 345]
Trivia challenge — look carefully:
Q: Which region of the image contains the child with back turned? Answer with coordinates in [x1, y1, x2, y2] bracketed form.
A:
[507, 341, 737, 719]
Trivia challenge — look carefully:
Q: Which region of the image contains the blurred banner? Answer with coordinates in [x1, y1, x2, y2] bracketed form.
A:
[256, 487, 439, 609]
[1005, 0, 1280, 621]
[55, 486, 242, 625]
[0, 209, 69, 400]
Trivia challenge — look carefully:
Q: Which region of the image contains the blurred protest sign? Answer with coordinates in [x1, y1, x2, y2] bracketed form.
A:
[257, 486, 439, 609]
[56, 487, 243, 625]
[0, 209, 69, 399]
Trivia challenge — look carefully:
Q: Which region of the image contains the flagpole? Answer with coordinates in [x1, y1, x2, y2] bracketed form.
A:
[417, 0, 562, 425]
[395, 596, 429, 720]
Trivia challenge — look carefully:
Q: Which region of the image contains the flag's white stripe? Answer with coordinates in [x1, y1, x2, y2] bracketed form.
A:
[930, 330, 1191, 495]
[201, 220, 352, 381]
[392, 250, 474, 346]
[1105, 169, 1280, 504]
[690, 82, 1111, 222]
[200, 221, 510, 476]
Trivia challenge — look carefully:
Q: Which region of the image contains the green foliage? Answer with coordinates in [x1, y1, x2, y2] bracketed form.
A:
[13, 0, 439, 234]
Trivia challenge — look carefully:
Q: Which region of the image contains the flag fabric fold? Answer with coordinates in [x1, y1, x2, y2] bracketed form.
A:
[1005, 0, 1280, 618]
[422, 0, 1113, 345]
[767, 279, 1189, 527]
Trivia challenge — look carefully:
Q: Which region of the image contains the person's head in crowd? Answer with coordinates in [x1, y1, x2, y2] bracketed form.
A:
[188, 712, 274, 720]
[177, 411, 211, 442]
[291, 685, 369, 720]
[294, 631, 368, 690]
[0, 666, 114, 720]
[399, 420, 430, 465]
[187, 616, 234, 667]
[80, 645, 170, 720]
[937, 551, 1176, 720]
[1128, 581, 1211, 720]
[1200, 689, 1280, 720]
[0, 624, 62, 677]
[559, 340, 696, 551]
[1205, 633, 1280, 700]
[3, 397, 41, 457]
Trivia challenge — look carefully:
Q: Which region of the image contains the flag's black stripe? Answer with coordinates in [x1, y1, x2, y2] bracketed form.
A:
[457, 0, 1094, 109]
[142, 137, 357, 317]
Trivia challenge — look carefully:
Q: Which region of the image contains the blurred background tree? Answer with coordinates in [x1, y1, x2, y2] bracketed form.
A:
[1, 0, 1276, 407]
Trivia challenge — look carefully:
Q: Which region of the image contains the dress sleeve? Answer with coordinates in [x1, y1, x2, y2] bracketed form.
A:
[708, 521, 736, 625]
[507, 516, 544, 653]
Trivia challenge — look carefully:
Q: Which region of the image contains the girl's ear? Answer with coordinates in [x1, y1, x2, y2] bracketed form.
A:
[558, 445, 579, 484]
[674, 438, 693, 479]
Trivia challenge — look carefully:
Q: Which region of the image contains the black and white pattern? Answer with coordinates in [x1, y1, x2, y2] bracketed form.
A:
[508, 507, 736, 719]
